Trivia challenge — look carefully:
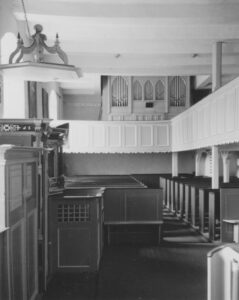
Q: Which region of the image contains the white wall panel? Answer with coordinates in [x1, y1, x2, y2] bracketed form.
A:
[140, 125, 153, 147]
[155, 125, 169, 147]
[60, 120, 171, 153]
[124, 125, 137, 147]
[92, 125, 105, 147]
[108, 125, 121, 147]
[171, 76, 239, 151]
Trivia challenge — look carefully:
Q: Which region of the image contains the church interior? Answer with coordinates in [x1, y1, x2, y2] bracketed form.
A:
[1, 0, 239, 299]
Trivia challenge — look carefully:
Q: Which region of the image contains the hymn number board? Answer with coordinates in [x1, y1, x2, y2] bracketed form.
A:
[0, 123, 36, 133]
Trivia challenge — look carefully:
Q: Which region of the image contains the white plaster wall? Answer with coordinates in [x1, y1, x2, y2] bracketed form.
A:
[62, 94, 101, 120]
[63, 151, 195, 176]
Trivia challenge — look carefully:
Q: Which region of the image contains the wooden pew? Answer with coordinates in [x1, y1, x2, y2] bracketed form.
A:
[159, 176, 167, 206]
[104, 188, 163, 245]
[208, 190, 220, 241]
[179, 182, 185, 219]
[220, 187, 239, 243]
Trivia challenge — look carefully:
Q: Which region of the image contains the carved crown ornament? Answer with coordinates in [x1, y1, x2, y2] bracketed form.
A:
[0, 24, 81, 82]
[9, 24, 68, 65]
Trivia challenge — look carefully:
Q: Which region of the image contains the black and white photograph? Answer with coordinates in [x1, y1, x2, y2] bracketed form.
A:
[0, 0, 239, 299]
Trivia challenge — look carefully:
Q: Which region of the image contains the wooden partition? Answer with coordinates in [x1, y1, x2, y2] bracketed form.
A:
[49, 189, 104, 272]
[170, 180, 176, 212]
[220, 188, 239, 242]
[179, 183, 185, 219]
[0, 146, 40, 300]
[104, 188, 163, 244]
[199, 188, 210, 234]
[166, 179, 171, 209]
[208, 190, 220, 241]
[159, 176, 167, 206]
[184, 184, 191, 223]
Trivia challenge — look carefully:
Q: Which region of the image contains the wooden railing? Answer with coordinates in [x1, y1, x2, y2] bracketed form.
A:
[171, 76, 239, 152]
[56, 120, 170, 153]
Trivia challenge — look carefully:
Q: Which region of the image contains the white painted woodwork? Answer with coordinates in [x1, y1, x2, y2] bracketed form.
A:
[212, 42, 222, 92]
[171, 76, 239, 152]
[211, 146, 219, 189]
[2, 76, 27, 118]
[221, 151, 230, 183]
[172, 152, 178, 177]
[57, 120, 170, 153]
[208, 245, 239, 300]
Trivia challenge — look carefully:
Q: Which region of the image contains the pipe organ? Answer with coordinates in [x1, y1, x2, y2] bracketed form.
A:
[103, 76, 190, 121]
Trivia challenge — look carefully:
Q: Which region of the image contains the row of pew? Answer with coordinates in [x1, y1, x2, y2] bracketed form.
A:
[159, 174, 239, 242]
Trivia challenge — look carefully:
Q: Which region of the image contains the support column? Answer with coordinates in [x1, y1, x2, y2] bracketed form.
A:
[221, 151, 230, 183]
[172, 152, 179, 177]
[195, 150, 204, 176]
[211, 146, 219, 189]
[212, 42, 222, 92]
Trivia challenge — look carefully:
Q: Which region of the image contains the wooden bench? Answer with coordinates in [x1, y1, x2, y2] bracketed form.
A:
[104, 188, 163, 245]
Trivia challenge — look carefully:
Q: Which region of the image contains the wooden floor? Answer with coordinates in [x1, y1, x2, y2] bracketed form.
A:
[43, 210, 217, 300]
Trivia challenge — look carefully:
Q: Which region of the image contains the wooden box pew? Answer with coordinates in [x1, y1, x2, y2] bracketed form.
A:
[208, 190, 220, 241]
[220, 187, 239, 243]
[159, 174, 171, 207]
[48, 188, 104, 272]
[170, 175, 195, 217]
[198, 188, 216, 235]
[165, 176, 173, 210]
[104, 188, 163, 245]
[158, 174, 172, 209]
[190, 179, 211, 229]
[176, 177, 209, 226]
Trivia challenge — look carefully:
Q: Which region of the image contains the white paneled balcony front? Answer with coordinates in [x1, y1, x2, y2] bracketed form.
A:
[172, 76, 239, 152]
[55, 120, 170, 153]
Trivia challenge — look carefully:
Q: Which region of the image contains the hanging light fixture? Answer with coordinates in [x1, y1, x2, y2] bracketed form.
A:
[0, 1, 81, 81]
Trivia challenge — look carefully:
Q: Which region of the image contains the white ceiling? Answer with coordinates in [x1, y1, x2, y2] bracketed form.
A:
[12, 0, 239, 91]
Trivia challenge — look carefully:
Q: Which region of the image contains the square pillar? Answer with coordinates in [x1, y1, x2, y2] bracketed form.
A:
[172, 152, 178, 177]
[211, 146, 219, 189]
[221, 151, 230, 183]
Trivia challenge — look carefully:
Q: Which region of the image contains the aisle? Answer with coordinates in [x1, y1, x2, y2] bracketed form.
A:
[43, 211, 216, 300]
[95, 211, 216, 300]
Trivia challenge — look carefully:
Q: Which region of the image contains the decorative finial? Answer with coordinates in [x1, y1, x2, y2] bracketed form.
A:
[9, 24, 68, 65]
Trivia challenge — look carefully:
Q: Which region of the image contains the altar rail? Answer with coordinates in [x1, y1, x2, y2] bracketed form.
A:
[61, 120, 170, 153]
[171, 77, 239, 152]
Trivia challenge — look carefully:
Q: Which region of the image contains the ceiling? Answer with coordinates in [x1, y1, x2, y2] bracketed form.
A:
[12, 0, 239, 92]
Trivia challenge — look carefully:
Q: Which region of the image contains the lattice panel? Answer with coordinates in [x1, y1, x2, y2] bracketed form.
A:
[57, 203, 90, 223]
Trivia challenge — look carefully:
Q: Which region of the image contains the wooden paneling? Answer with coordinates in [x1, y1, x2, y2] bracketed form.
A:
[0, 146, 39, 300]
[62, 120, 170, 153]
[49, 194, 103, 272]
[104, 188, 163, 224]
[58, 228, 91, 268]
[220, 188, 239, 242]
[172, 77, 239, 151]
